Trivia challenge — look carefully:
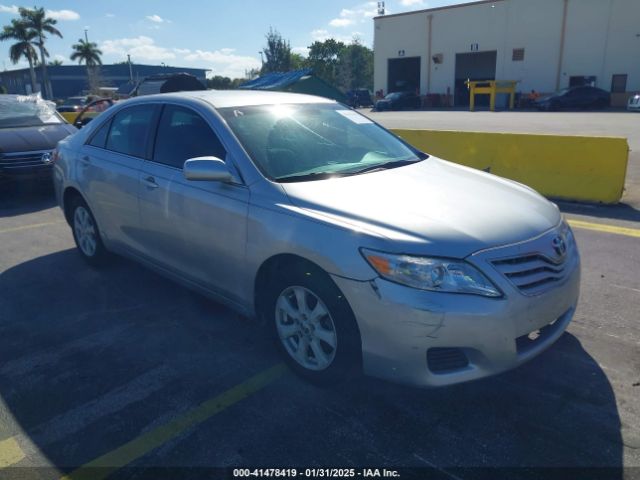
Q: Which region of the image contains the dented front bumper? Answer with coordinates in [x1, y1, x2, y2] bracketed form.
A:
[331, 255, 580, 387]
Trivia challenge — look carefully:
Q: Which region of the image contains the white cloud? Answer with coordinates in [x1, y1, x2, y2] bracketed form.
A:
[46, 9, 80, 21]
[183, 48, 260, 78]
[99, 36, 260, 78]
[329, 18, 354, 27]
[105, 13, 115, 18]
[146, 14, 165, 23]
[292, 46, 309, 57]
[101, 36, 176, 62]
[400, 0, 425, 5]
[0, 4, 19, 14]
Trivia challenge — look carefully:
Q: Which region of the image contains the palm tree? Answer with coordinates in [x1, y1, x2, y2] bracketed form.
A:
[70, 39, 102, 91]
[19, 7, 62, 99]
[0, 19, 39, 94]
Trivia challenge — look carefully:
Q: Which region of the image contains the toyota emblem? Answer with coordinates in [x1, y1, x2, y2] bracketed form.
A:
[551, 234, 567, 258]
[41, 152, 52, 164]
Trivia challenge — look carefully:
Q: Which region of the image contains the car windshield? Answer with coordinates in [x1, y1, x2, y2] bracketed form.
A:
[0, 94, 62, 128]
[219, 103, 427, 182]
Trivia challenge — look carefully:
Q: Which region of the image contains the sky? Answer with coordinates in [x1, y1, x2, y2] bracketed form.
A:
[0, 0, 468, 79]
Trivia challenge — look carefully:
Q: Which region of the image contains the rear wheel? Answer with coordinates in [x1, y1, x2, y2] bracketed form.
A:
[265, 264, 361, 385]
[70, 197, 108, 266]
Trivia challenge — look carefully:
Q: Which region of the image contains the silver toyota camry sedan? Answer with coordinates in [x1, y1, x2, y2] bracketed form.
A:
[53, 90, 580, 387]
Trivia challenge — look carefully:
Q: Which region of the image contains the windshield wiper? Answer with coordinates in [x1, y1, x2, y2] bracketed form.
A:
[344, 158, 425, 176]
[276, 171, 341, 183]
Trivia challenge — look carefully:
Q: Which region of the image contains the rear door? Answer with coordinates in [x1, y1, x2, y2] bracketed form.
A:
[138, 103, 250, 302]
[79, 104, 158, 251]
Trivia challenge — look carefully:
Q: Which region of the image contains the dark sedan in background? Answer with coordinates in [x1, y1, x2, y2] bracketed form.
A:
[375, 91, 421, 111]
[0, 94, 76, 181]
[535, 86, 610, 111]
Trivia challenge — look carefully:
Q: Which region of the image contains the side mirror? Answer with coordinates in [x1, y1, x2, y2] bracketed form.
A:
[183, 156, 233, 182]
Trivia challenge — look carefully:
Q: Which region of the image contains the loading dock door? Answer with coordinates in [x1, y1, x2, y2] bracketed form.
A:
[388, 57, 420, 93]
[454, 51, 497, 106]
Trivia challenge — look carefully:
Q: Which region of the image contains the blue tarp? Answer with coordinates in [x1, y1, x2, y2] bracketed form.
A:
[239, 69, 314, 90]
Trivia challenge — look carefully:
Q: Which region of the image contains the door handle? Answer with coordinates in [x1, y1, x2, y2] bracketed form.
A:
[143, 176, 159, 189]
[80, 155, 91, 167]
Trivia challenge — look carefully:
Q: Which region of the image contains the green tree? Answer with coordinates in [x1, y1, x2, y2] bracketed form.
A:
[0, 18, 39, 93]
[290, 52, 308, 71]
[337, 40, 373, 91]
[206, 76, 245, 90]
[71, 38, 103, 93]
[307, 39, 345, 87]
[19, 6, 63, 99]
[48, 59, 63, 66]
[261, 28, 291, 74]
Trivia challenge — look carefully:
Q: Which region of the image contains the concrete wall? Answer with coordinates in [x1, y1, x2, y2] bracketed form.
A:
[374, 0, 640, 103]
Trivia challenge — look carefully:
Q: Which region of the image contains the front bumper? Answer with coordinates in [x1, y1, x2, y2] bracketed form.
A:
[332, 231, 581, 387]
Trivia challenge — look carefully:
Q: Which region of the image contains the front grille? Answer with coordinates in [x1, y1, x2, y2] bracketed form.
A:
[427, 348, 469, 374]
[492, 254, 566, 295]
[0, 150, 52, 170]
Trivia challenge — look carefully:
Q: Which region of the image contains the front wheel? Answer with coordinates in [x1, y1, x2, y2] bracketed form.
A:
[265, 265, 361, 385]
[70, 197, 109, 266]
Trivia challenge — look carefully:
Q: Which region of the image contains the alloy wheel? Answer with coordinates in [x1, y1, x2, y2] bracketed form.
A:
[275, 286, 338, 371]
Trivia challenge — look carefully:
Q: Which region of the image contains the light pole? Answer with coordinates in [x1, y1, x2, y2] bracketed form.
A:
[127, 54, 133, 81]
[84, 28, 88, 42]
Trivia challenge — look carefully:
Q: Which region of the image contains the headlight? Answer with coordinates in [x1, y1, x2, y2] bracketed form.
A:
[361, 249, 501, 297]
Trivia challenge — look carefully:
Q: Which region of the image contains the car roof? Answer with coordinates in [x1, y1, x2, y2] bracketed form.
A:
[121, 89, 337, 109]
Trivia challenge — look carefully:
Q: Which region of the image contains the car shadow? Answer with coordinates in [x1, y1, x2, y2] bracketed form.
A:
[0, 249, 624, 479]
[0, 178, 57, 217]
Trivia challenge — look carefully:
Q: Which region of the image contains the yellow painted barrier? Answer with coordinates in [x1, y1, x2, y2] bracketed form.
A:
[392, 129, 629, 204]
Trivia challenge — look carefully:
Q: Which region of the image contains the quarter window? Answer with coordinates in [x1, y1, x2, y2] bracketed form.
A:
[88, 118, 111, 149]
[153, 105, 226, 169]
[105, 105, 157, 158]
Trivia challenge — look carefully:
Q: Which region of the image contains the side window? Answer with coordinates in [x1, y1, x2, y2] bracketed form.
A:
[105, 105, 157, 158]
[88, 118, 111, 149]
[153, 105, 226, 169]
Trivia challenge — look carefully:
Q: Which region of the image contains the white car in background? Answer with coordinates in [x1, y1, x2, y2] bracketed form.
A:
[627, 94, 640, 111]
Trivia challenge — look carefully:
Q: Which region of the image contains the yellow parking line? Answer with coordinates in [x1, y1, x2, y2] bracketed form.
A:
[60, 363, 287, 480]
[0, 221, 64, 234]
[0, 437, 25, 468]
[568, 219, 640, 238]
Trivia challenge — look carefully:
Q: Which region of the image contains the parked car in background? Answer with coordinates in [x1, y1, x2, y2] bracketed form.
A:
[627, 94, 640, 112]
[71, 98, 117, 128]
[375, 91, 421, 111]
[56, 95, 88, 114]
[132, 72, 205, 97]
[53, 90, 580, 388]
[535, 86, 610, 111]
[346, 89, 373, 108]
[0, 94, 76, 181]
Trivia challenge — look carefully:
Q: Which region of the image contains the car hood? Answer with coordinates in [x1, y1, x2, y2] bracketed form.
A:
[280, 158, 561, 258]
[0, 124, 76, 154]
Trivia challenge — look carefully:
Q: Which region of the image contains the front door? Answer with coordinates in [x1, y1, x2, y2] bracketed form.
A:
[138, 104, 249, 303]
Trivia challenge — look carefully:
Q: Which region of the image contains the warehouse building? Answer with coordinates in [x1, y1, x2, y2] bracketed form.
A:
[0, 64, 207, 100]
[373, 0, 640, 106]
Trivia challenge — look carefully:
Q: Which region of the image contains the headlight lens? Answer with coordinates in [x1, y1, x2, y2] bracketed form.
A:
[361, 249, 501, 297]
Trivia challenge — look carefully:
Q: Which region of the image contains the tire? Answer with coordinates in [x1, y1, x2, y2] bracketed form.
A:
[264, 263, 361, 385]
[69, 196, 109, 266]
